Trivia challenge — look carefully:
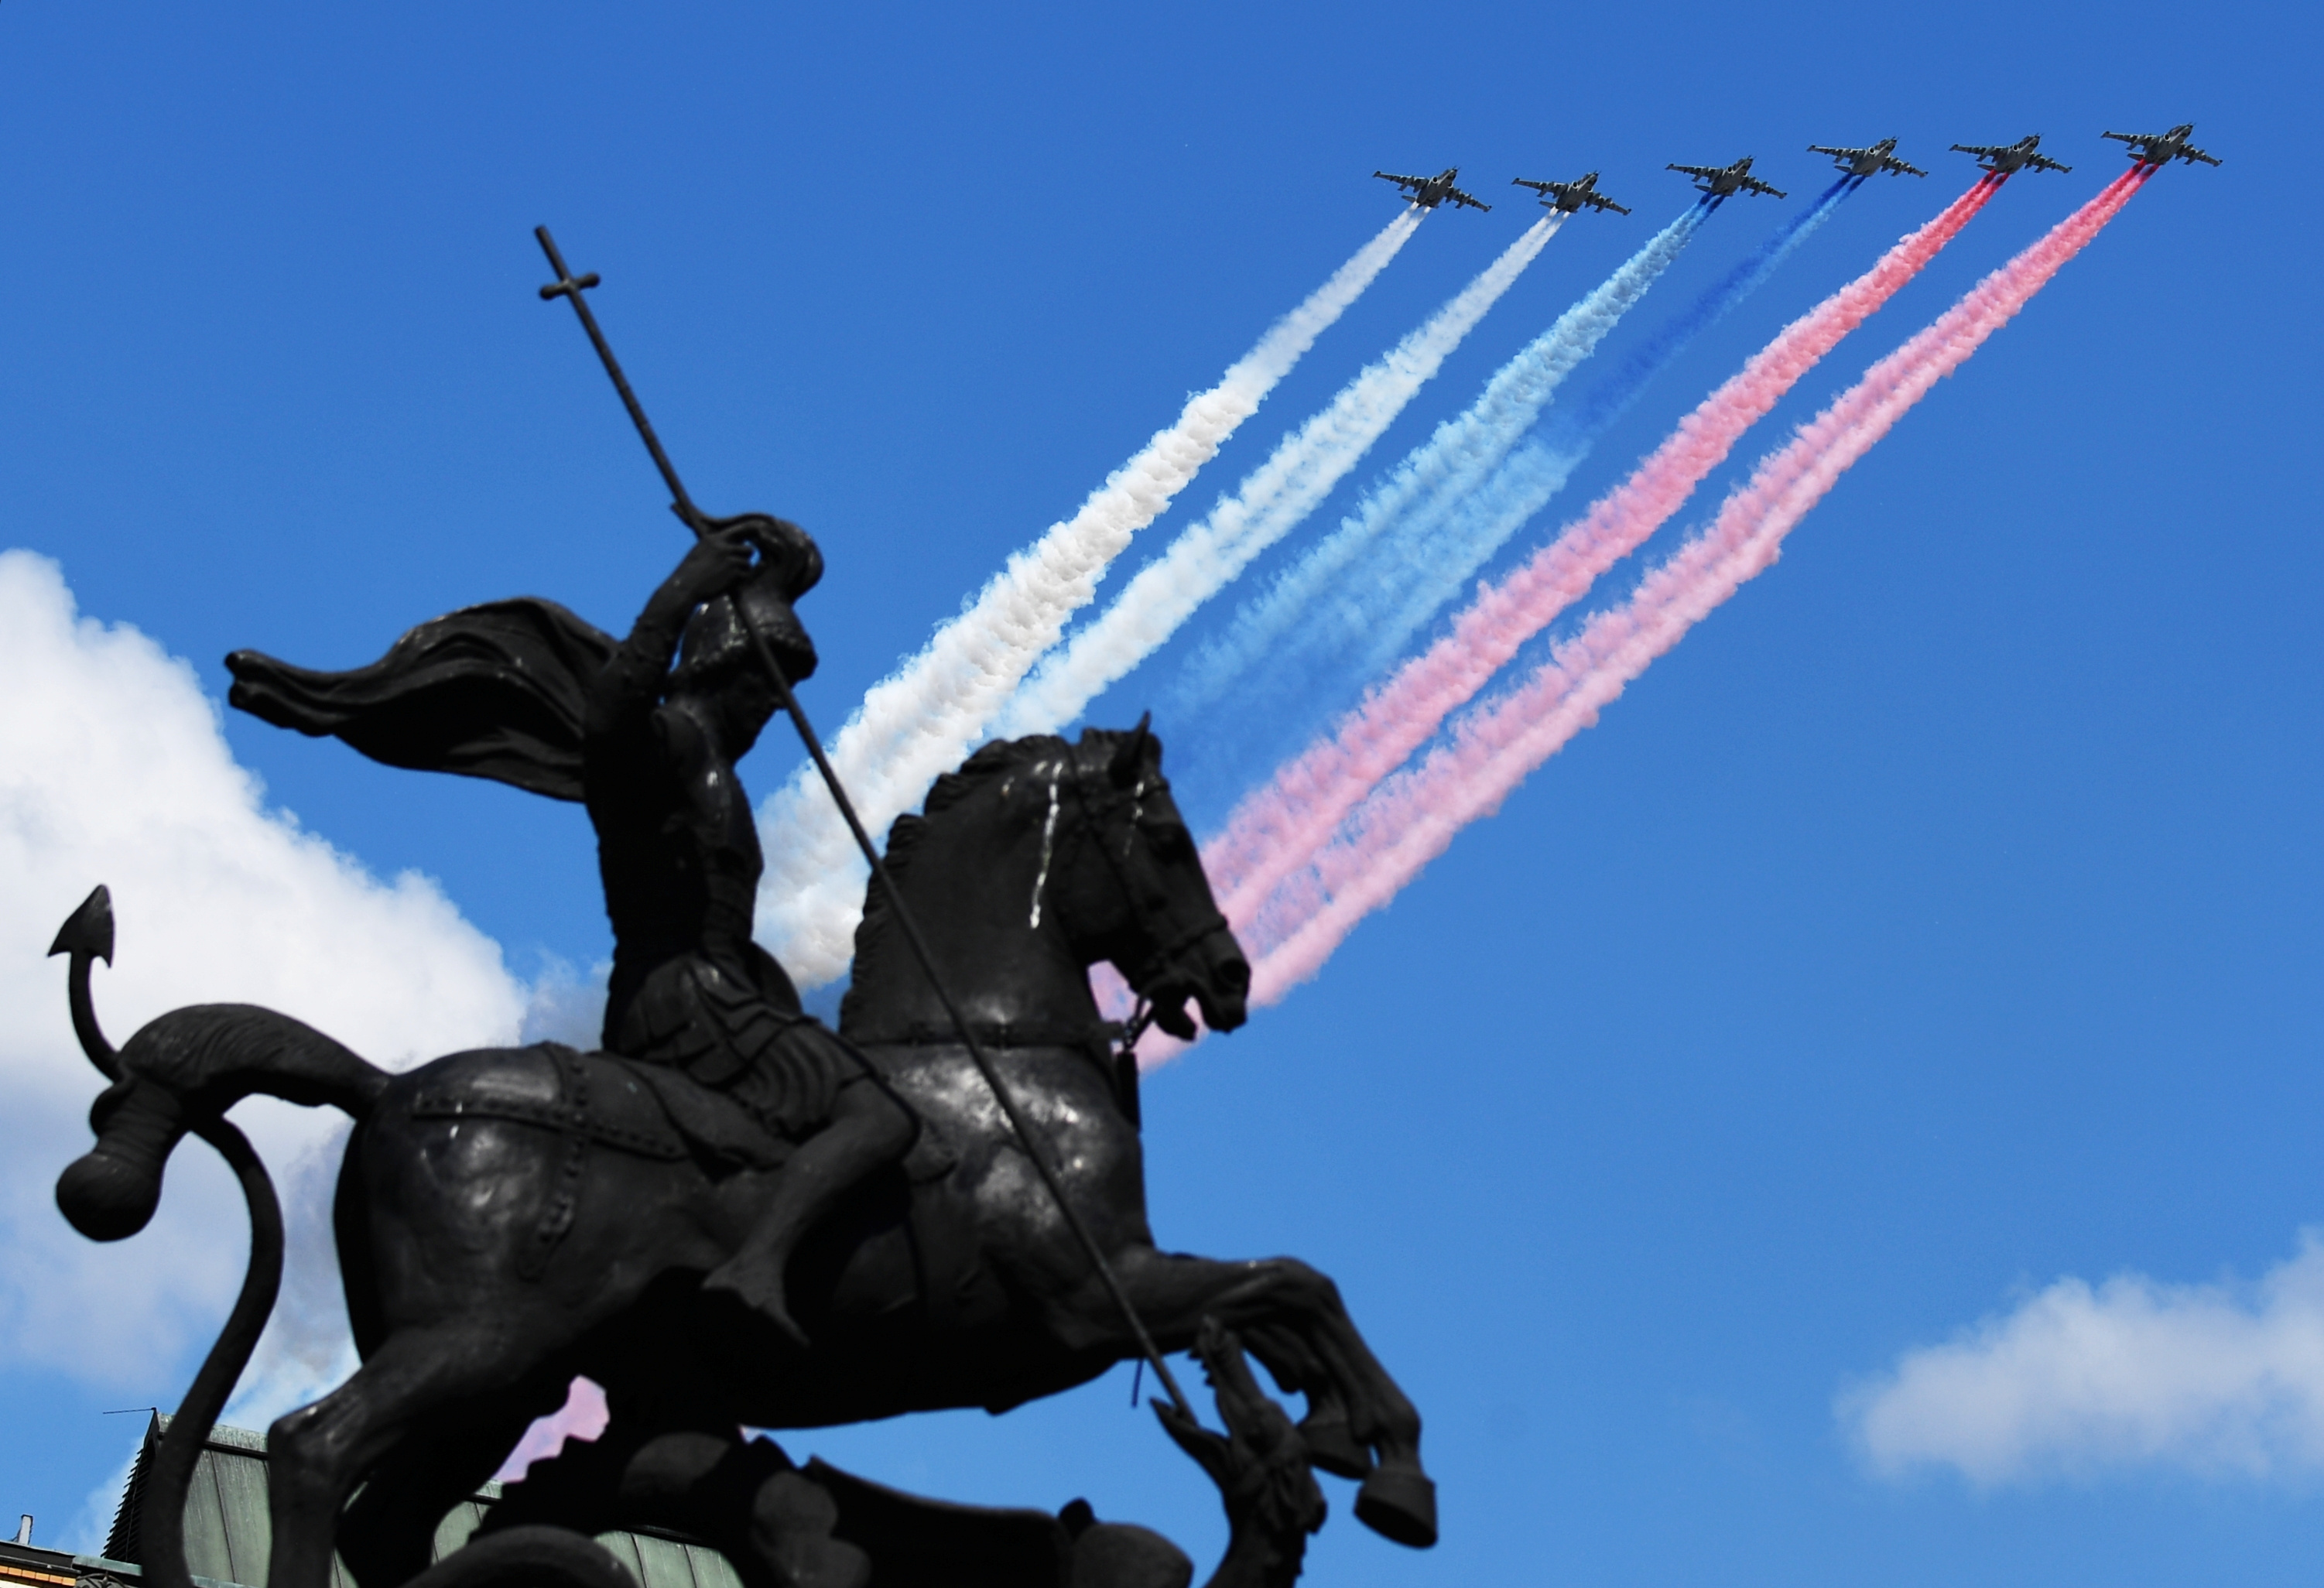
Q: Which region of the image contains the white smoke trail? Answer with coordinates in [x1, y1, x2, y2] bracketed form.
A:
[994, 215, 1562, 741]
[757, 214, 1423, 987]
[1168, 210, 1703, 720]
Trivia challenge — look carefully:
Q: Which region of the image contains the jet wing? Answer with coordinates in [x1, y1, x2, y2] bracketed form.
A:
[1511, 177, 1555, 196]
[1586, 193, 1633, 215]
[1807, 144, 1869, 161]
[1740, 175, 1788, 198]
[1374, 170, 1429, 192]
[1445, 187, 1491, 211]
[1949, 142, 2008, 159]
[1666, 163, 1724, 180]
[1885, 155, 1929, 177]
[2104, 130, 2220, 166]
[2027, 152, 2072, 173]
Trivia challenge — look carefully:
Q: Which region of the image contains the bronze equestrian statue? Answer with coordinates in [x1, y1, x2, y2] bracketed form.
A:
[50, 522, 1434, 1588]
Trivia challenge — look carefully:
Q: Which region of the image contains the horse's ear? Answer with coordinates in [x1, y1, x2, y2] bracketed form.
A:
[1108, 713, 1153, 788]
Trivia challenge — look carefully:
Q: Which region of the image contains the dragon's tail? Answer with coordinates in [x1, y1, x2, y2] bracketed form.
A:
[46, 885, 392, 1588]
[50, 884, 388, 1242]
[56, 998, 388, 1241]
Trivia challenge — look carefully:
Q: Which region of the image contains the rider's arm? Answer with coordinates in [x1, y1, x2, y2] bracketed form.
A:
[586, 530, 753, 739]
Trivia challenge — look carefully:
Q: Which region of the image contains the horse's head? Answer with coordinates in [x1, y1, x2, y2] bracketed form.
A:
[1049, 719, 1250, 1037]
[848, 724, 1250, 1043]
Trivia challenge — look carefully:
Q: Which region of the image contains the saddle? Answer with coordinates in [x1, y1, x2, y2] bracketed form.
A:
[405, 1042, 963, 1298]
[409, 1042, 795, 1173]
[407, 1042, 798, 1282]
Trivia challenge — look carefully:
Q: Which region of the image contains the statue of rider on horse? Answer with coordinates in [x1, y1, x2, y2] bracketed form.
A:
[46, 231, 1437, 1588]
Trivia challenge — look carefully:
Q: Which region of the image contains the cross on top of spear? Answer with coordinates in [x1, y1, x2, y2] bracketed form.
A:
[532, 225, 703, 530]
[536, 243, 601, 303]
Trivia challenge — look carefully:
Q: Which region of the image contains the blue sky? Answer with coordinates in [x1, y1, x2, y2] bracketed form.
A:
[1, 2, 2316, 1583]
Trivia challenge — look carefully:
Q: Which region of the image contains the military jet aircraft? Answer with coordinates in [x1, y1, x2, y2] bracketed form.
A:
[1374, 167, 1491, 211]
[1950, 135, 2071, 176]
[2102, 123, 2221, 169]
[1667, 156, 1787, 200]
[1808, 137, 1927, 179]
[1511, 170, 1632, 216]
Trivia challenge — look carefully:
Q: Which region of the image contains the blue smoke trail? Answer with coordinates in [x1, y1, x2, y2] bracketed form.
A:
[1168, 204, 1711, 728]
[1160, 177, 1861, 809]
[1328, 175, 1864, 686]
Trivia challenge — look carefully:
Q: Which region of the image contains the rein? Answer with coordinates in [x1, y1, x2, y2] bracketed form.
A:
[849, 1015, 1142, 1126]
[1060, 760, 1226, 1071]
[850, 1018, 1118, 1056]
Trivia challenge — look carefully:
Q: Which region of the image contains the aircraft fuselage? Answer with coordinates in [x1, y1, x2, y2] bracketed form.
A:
[1406, 168, 1461, 207]
[1670, 156, 1770, 197]
[1951, 135, 2066, 175]
[1838, 139, 1893, 176]
[2104, 124, 2219, 168]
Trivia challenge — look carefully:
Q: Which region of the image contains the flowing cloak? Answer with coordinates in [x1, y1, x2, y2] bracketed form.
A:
[224, 598, 616, 802]
[224, 595, 862, 1145]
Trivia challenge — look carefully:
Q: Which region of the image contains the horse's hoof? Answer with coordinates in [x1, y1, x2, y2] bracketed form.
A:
[1296, 1412, 1373, 1480]
[1354, 1463, 1437, 1549]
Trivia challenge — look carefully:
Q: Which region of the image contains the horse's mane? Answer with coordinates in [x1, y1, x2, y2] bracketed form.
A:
[847, 733, 1085, 983]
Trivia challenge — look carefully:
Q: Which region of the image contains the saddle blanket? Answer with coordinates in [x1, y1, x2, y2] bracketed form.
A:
[408, 1042, 793, 1172]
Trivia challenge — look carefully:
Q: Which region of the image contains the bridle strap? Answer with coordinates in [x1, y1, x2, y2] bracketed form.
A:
[1058, 762, 1226, 978]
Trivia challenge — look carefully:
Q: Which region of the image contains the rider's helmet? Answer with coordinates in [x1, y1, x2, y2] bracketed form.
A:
[673, 514, 822, 693]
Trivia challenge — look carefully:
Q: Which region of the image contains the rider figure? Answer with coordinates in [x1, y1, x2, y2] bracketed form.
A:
[585, 514, 913, 1346]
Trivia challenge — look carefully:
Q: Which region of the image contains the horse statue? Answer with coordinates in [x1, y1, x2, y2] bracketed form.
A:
[52, 726, 1432, 1588]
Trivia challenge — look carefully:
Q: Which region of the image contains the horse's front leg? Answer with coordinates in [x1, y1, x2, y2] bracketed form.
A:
[1052, 1246, 1436, 1550]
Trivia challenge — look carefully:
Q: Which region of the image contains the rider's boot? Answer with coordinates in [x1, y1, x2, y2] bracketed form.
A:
[703, 1082, 913, 1347]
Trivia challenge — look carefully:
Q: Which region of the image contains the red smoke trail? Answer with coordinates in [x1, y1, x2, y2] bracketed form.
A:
[1241, 166, 2150, 1004]
[1206, 180, 2001, 929]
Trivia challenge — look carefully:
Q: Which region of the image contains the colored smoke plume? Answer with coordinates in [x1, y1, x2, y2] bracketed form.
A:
[1333, 177, 1867, 689]
[1241, 168, 2149, 1004]
[996, 215, 1562, 739]
[756, 214, 1422, 987]
[1169, 207, 1706, 724]
[1207, 179, 2000, 926]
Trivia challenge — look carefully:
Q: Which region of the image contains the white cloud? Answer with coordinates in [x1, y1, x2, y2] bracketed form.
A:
[1842, 1232, 2324, 1485]
[0, 549, 529, 1422]
[66, 1437, 141, 1556]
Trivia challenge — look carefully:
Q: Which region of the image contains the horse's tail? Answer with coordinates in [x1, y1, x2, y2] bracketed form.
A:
[136, 1115, 285, 1588]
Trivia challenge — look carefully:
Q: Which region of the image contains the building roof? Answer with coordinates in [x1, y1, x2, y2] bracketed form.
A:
[90, 1416, 741, 1588]
[0, 1538, 83, 1588]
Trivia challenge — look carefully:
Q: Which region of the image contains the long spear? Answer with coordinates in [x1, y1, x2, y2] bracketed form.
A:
[532, 226, 1193, 1419]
